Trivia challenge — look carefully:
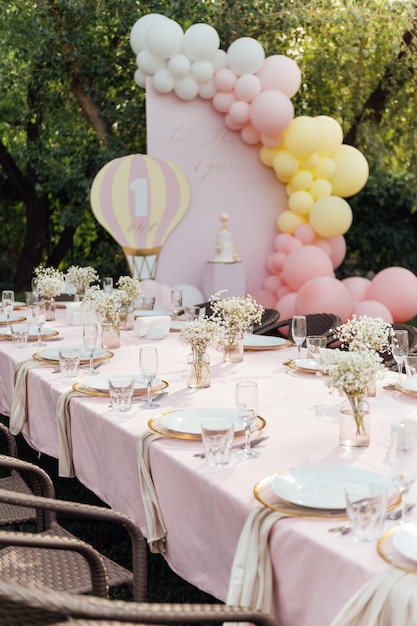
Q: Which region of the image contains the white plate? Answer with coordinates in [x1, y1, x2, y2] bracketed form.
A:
[80, 374, 163, 392]
[400, 379, 417, 394]
[160, 408, 240, 435]
[13, 301, 26, 309]
[294, 358, 322, 372]
[393, 524, 417, 562]
[0, 313, 26, 324]
[34, 347, 109, 362]
[0, 325, 56, 339]
[271, 466, 397, 510]
[170, 320, 186, 331]
[244, 335, 288, 349]
[134, 309, 170, 317]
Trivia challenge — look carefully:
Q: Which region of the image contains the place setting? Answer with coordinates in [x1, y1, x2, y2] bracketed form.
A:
[284, 332, 327, 374]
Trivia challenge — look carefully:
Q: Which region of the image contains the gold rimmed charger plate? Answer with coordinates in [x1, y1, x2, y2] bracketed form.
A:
[148, 411, 266, 441]
[0, 329, 59, 342]
[244, 338, 293, 351]
[32, 348, 114, 365]
[254, 472, 401, 520]
[72, 379, 169, 398]
[391, 384, 417, 398]
[284, 359, 323, 374]
[0, 315, 26, 326]
[378, 524, 417, 574]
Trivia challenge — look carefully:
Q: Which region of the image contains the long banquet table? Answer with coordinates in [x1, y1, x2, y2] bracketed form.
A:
[0, 305, 416, 626]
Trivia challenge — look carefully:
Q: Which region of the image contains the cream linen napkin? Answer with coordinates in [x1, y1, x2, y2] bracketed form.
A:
[329, 567, 417, 626]
[226, 507, 284, 619]
[9, 359, 51, 435]
[136, 431, 167, 554]
[56, 389, 84, 478]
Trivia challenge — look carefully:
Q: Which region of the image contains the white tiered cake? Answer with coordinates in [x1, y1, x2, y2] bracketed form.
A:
[214, 213, 239, 263]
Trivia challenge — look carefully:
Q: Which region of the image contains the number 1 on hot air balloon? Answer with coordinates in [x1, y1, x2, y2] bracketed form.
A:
[129, 178, 148, 217]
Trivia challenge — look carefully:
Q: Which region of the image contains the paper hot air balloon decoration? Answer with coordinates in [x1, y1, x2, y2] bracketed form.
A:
[90, 154, 191, 279]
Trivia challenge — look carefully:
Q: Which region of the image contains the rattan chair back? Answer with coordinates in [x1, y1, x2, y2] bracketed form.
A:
[272, 313, 342, 346]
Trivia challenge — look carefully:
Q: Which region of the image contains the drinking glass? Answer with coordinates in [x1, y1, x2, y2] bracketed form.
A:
[388, 428, 417, 523]
[139, 346, 159, 409]
[292, 315, 307, 358]
[2, 290, 14, 328]
[31, 301, 46, 347]
[83, 323, 99, 376]
[235, 381, 259, 460]
[31, 277, 40, 301]
[391, 329, 409, 386]
[171, 289, 183, 320]
[103, 277, 113, 293]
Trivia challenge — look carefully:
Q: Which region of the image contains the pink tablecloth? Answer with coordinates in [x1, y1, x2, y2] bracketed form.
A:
[1, 307, 416, 626]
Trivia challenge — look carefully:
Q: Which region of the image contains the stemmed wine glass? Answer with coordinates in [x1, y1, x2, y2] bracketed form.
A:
[235, 381, 259, 460]
[83, 323, 99, 376]
[171, 289, 183, 320]
[31, 301, 46, 347]
[292, 315, 307, 358]
[2, 290, 14, 330]
[139, 346, 159, 409]
[31, 278, 40, 301]
[388, 427, 417, 523]
[391, 329, 409, 387]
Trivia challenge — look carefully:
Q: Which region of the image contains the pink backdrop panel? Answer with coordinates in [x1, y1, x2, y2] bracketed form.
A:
[146, 81, 287, 296]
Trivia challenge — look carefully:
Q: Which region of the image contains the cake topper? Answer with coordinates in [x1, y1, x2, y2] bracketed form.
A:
[214, 213, 239, 263]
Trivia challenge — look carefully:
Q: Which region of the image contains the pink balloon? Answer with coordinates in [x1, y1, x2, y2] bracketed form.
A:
[212, 91, 236, 113]
[214, 68, 236, 92]
[261, 133, 283, 149]
[367, 267, 417, 322]
[341, 276, 371, 304]
[240, 122, 261, 145]
[277, 285, 292, 299]
[283, 238, 303, 254]
[252, 288, 277, 308]
[250, 90, 294, 136]
[228, 100, 250, 124]
[275, 233, 293, 251]
[264, 274, 282, 293]
[234, 74, 261, 102]
[295, 224, 316, 245]
[282, 245, 334, 291]
[295, 277, 353, 321]
[276, 292, 298, 325]
[313, 238, 332, 256]
[269, 251, 287, 273]
[256, 55, 302, 98]
[351, 300, 393, 323]
[224, 114, 244, 131]
[326, 236, 346, 269]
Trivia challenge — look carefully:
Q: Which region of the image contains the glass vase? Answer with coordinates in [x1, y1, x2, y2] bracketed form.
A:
[339, 395, 370, 447]
[118, 304, 134, 330]
[187, 351, 210, 389]
[43, 297, 56, 321]
[223, 329, 244, 363]
[101, 320, 120, 349]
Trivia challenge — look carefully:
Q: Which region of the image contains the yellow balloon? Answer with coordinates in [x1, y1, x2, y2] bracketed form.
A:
[315, 115, 344, 156]
[310, 179, 332, 200]
[329, 145, 369, 197]
[285, 183, 295, 197]
[301, 153, 319, 170]
[259, 145, 277, 167]
[278, 210, 306, 234]
[309, 196, 353, 237]
[284, 116, 323, 157]
[313, 157, 336, 179]
[288, 190, 314, 215]
[273, 150, 300, 180]
[291, 169, 314, 190]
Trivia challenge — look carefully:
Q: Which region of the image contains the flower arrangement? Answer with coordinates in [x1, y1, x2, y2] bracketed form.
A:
[83, 285, 120, 323]
[34, 265, 64, 298]
[180, 316, 222, 358]
[65, 265, 99, 293]
[209, 291, 264, 331]
[116, 276, 142, 305]
[332, 314, 394, 354]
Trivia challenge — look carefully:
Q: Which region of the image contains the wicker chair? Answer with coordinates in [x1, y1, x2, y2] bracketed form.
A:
[271, 313, 342, 346]
[381, 323, 417, 371]
[0, 457, 147, 602]
[252, 309, 280, 336]
[0, 579, 278, 626]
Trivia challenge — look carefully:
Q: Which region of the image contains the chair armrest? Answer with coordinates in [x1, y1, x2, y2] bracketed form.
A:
[0, 423, 19, 458]
[0, 529, 108, 597]
[0, 487, 147, 602]
[0, 454, 55, 499]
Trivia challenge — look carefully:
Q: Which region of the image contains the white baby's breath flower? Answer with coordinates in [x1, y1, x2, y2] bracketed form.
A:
[320, 348, 384, 397]
[65, 266, 99, 293]
[35, 265, 64, 298]
[180, 317, 221, 356]
[83, 285, 119, 323]
[116, 276, 142, 305]
[209, 291, 264, 331]
[332, 315, 394, 354]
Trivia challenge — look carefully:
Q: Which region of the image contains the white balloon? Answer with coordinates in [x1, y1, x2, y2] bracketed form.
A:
[146, 18, 184, 59]
[129, 14, 167, 54]
[212, 49, 228, 71]
[174, 75, 199, 100]
[152, 68, 175, 93]
[136, 49, 166, 75]
[183, 23, 220, 61]
[172, 284, 204, 306]
[198, 79, 217, 99]
[168, 54, 191, 78]
[191, 61, 214, 83]
[134, 68, 146, 88]
[227, 37, 265, 75]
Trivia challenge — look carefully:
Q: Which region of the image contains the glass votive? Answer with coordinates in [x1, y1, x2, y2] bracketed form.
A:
[200, 419, 234, 467]
[345, 483, 387, 541]
[58, 348, 81, 378]
[10, 323, 30, 348]
[108, 376, 135, 412]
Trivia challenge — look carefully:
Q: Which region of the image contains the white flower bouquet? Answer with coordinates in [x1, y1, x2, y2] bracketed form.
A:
[83, 285, 120, 323]
[65, 265, 99, 293]
[180, 317, 222, 357]
[332, 314, 394, 354]
[34, 265, 64, 298]
[210, 291, 264, 331]
[116, 276, 142, 305]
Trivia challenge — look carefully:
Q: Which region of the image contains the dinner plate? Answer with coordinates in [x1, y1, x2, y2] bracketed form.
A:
[33, 346, 113, 364]
[0, 325, 59, 341]
[170, 320, 186, 332]
[392, 524, 417, 562]
[243, 335, 291, 350]
[149, 408, 266, 440]
[12, 301, 26, 309]
[286, 358, 322, 373]
[134, 309, 170, 317]
[398, 379, 417, 397]
[0, 313, 26, 325]
[271, 465, 397, 510]
[73, 376, 168, 397]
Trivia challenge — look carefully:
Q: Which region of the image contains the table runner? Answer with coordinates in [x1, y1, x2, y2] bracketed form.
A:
[136, 431, 167, 554]
[329, 568, 417, 626]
